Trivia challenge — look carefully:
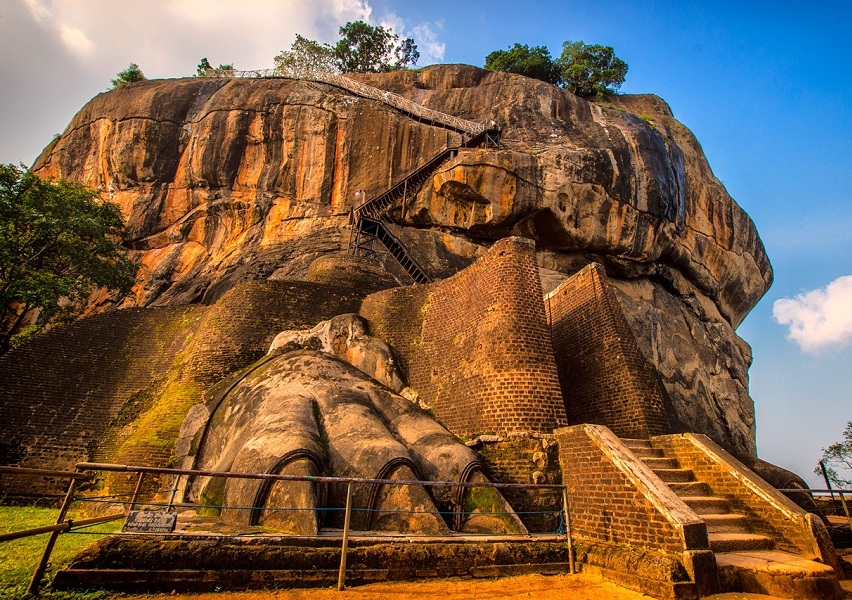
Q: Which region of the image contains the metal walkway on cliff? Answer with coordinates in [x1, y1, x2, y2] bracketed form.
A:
[347, 128, 499, 283]
[207, 67, 501, 283]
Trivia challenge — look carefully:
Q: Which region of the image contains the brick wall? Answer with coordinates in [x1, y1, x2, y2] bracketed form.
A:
[0, 306, 203, 496]
[556, 424, 699, 554]
[1, 278, 373, 498]
[474, 433, 563, 532]
[545, 263, 669, 438]
[361, 236, 567, 438]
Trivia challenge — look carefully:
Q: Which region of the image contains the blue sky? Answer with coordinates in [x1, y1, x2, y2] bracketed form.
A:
[1, 0, 850, 485]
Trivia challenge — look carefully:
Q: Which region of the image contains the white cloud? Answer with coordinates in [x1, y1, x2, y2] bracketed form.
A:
[59, 24, 94, 56]
[411, 22, 446, 64]
[773, 275, 852, 353]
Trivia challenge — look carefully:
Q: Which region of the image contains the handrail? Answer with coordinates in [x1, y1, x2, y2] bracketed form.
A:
[203, 67, 487, 137]
[76, 461, 563, 489]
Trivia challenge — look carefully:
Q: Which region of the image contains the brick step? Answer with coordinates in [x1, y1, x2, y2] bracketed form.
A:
[53, 562, 575, 592]
[701, 513, 752, 534]
[627, 447, 665, 459]
[680, 496, 731, 515]
[620, 438, 652, 450]
[668, 481, 713, 496]
[640, 457, 680, 470]
[708, 533, 773, 553]
[716, 551, 842, 599]
[651, 468, 695, 483]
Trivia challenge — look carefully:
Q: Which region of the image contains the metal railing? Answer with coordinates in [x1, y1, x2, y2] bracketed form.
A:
[0, 466, 125, 595]
[202, 67, 487, 138]
[2, 460, 576, 593]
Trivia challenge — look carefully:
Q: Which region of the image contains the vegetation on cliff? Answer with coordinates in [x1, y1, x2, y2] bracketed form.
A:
[485, 40, 628, 96]
[0, 164, 137, 355]
[110, 62, 146, 88]
[274, 20, 419, 75]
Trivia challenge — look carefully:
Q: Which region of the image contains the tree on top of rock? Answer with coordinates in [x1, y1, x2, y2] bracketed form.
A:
[196, 57, 235, 77]
[274, 34, 340, 76]
[558, 41, 628, 97]
[274, 21, 419, 76]
[110, 63, 146, 89]
[0, 164, 137, 355]
[484, 40, 628, 97]
[484, 43, 561, 85]
[334, 21, 419, 73]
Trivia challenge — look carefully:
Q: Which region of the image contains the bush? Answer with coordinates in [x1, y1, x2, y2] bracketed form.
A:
[110, 63, 146, 88]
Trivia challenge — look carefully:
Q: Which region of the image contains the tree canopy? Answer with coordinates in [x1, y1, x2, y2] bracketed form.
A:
[484, 43, 561, 85]
[816, 421, 852, 488]
[558, 41, 628, 97]
[0, 164, 137, 354]
[111, 63, 146, 88]
[196, 57, 234, 77]
[274, 34, 340, 75]
[274, 21, 419, 76]
[484, 40, 628, 96]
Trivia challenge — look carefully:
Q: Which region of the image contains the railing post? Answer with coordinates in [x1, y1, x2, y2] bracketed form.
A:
[128, 471, 146, 512]
[337, 480, 354, 591]
[838, 490, 852, 532]
[27, 472, 80, 595]
[562, 486, 575, 575]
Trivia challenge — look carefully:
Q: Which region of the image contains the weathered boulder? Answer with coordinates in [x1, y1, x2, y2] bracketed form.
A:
[32, 64, 771, 454]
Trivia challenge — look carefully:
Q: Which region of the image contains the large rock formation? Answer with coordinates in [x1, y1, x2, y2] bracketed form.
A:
[32, 64, 771, 455]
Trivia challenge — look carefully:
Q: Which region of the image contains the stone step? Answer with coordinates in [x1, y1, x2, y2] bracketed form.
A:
[708, 532, 773, 553]
[640, 457, 680, 470]
[668, 481, 713, 496]
[701, 513, 752, 534]
[651, 468, 695, 483]
[716, 550, 842, 599]
[681, 496, 731, 515]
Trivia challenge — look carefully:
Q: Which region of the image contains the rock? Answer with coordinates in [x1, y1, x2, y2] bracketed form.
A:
[184, 350, 526, 534]
[32, 64, 772, 455]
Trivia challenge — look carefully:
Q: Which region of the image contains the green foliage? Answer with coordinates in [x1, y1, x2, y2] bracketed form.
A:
[484, 43, 561, 84]
[334, 20, 419, 73]
[274, 34, 340, 75]
[195, 57, 234, 77]
[275, 21, 419, 76]
[0, 164, 137, 355]
[484, 40, 628, 97]
[0, 506, 119, 599]
[816, 421, 852, 488]
[110, 62, 146, 88]
[558, 40, 628, 97]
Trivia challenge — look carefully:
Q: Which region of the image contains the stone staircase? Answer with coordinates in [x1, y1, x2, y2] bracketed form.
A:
[622, 438, 842, 599]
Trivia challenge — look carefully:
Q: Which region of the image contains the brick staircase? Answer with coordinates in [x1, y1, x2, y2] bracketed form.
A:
[622, 438, 842, 599]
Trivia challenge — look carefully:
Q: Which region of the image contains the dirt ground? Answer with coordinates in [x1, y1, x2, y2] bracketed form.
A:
[118, 572, 652, 600]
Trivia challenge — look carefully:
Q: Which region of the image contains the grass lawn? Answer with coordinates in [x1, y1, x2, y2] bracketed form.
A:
[0, 506, 120, 600]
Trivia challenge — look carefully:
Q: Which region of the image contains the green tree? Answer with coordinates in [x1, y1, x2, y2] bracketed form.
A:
[484, 43, 561, 85]
[333, 21, 419, 73]
[0, 164, 137, 355]
[110, 62, 146, 88]
[195, 57, 235, 77]
[274, 34, 339, 76]
[557, 41, 628, 97]
[816, 422, 852, 488]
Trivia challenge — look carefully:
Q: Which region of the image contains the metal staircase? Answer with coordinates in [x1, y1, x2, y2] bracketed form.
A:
[348, 127, 499, 283]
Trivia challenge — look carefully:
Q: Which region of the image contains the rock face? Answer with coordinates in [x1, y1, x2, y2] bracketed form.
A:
[32, 64, 771, 455]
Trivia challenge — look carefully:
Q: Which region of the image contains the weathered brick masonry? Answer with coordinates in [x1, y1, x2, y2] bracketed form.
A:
[556, 425, 695, 554]
[545, 263, 669, 438]
[361, 236, 568, 438]
[0, 279, 370, 496]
